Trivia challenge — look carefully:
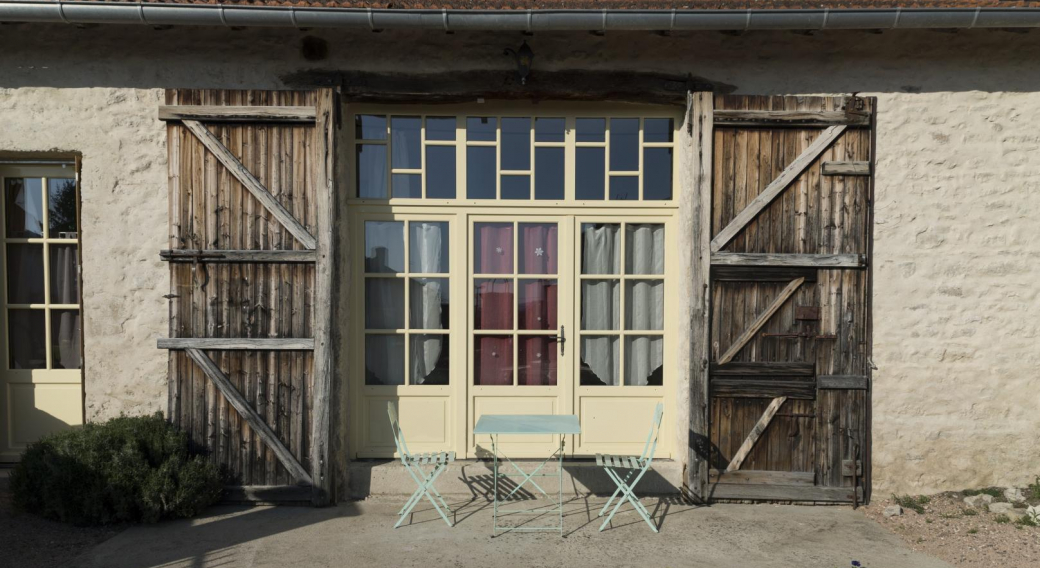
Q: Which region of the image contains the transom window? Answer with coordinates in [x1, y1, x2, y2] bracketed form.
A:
[351, 109, 676, 202]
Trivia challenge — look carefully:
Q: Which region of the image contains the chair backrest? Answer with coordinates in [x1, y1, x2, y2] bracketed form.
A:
[638, 403, 665, 464]
[387, 402, 411, 465]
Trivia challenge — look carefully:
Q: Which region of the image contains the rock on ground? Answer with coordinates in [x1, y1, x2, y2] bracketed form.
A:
[1004, 487, 1026, 504]
[988, 502, 1015, 514]
[963, 494, 994, 508]
[884, 505, 904, 517]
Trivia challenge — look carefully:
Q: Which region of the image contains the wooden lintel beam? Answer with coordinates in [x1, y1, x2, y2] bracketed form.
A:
[711, 252, 865, 269]
[711, 125, 846, 253]
[185, 348, 314, 486]
[718, 277, 805, 365]
[822, 161, 871, 176]
[158, 338, 315, 350]
[818, 375, 870, 390]
[160, 249, 316, 263]
[182, 120, 318, 250]
[726, 396, 787, 472]
[159, 105, 316, 123]
[714, 110, 869, 128]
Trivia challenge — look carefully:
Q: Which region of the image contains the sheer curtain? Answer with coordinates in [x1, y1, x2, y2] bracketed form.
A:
[409, 222, 445, 384]
[53, 246, 82, 369]
[625, 224, 665, 386]
[580, 225, 621, 385]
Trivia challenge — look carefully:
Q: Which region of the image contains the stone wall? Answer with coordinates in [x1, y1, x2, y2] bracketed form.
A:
[1, 24, 1038, 495]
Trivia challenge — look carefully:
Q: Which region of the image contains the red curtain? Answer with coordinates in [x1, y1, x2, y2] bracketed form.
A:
[475, 223, 514, 385]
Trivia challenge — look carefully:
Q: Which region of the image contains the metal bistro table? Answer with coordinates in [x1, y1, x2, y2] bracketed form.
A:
[473, 414, 581, 535]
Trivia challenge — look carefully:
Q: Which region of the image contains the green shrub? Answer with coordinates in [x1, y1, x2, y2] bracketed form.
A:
[9, 413, 223, 526]
[995, 514, 1011, 524]
[1028, 476, 1040, 501]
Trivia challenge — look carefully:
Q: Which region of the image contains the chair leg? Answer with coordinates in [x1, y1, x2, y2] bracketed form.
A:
[599, 467, 658, 533]
[598, 469, 635, 517]
[599, 468, 630, 531]
[395, 463, 454, 528]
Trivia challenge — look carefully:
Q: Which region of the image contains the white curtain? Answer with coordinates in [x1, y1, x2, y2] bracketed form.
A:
[581, 225, 621, 385]
[580, 223, 664, 386]
[53, 246, 82, 369]
[409, 222, 445, 384]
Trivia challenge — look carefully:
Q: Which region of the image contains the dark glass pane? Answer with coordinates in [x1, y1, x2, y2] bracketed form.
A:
[365, 279, 404, 329]
[500, 176, 529, 200]
[575, 147, 605, 200]
[475, 336, 512, 386]
[581, 279, 620, 330]
[518, 336, 557, 386]
[47, 179, 77, 238]
[49, 244, 79, 304]
[501, 117, 531, 171]
[391, 174, 421, 198]
[474, 279, 512, 330]
[625, 336, 664, 386]
[643, 148, 673, 200]
[474, 222, 513, 274]
[534, 147, 564, 200]
[364, 221, 403, 273]
[411, 335, 449, 385]
[610, 118, 639, 171]
[355, 115, 387, 140]
[609, 176, 638, 201]
[580, 335, 619, 386]
[426, 146, 456, 199]
[365, 335, 404, 385]
[51, 309, 81, 369]
[409, 221, 449, 273]
[576, 118, 606, 143]
[356, 145, 387, 198]
[391, 116, 422, 169]
[426, 116, 456, 141]
[467, 117, 497, 142]
[519, 223, 558, 275]
[644, 118, 674, 143]
[580, 223, 620, 275]
[467, 146, 496, 199]
[5, 178, 43, 238]
[7, 244, 44, 304]
[518, 279, 557, 330]
[535, 118, 565, 142]
[409, 278, 449, 330]
[8, 310, 46, 369]
[625, 280, 664, 331]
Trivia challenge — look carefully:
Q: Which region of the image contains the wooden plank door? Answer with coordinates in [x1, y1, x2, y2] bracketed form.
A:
[159, 89, 336, 504]
[707, 95, 875, 503]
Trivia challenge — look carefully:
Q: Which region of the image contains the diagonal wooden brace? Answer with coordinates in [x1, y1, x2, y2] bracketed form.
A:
[711, 125, 846, 253]
[183, 120, 318, 250]
[718, 277, 806, 365]
[185, 348, 313, 485]
[726, 396, 788, 472]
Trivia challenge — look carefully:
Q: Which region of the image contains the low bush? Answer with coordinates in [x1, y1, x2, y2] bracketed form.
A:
[893, 494, 929, 514]
[9, 413, 223, 526]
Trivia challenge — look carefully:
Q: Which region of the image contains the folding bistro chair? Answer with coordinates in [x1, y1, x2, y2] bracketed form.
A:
[387, 402, 455, 528]
[595, 402, 664, 532]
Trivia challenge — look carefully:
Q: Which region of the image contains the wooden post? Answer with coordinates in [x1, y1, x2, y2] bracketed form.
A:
[685, 91, 713, 503]
[310, 88, 337, 506]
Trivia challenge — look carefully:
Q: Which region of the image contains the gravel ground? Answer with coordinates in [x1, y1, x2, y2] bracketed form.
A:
[0, 469, 123, 568]
[863, 491, 1040, 568]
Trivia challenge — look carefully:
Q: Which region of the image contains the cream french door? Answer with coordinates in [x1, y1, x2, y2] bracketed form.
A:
[0, 164, 83, 462]
[467, 215, 574, 458]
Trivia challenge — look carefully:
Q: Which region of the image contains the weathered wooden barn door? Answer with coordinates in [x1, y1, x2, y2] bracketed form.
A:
[707, 95, 874, 503]
[158, 89, 336, 505]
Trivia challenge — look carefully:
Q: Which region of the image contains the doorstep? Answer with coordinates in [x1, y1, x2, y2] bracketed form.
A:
[348, 459, 682, 499]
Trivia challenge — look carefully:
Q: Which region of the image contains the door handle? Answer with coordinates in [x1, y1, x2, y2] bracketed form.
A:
[549, 326, 566, 356]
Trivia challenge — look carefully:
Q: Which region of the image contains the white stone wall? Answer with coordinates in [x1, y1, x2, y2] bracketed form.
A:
[1, 24, 1038, 495]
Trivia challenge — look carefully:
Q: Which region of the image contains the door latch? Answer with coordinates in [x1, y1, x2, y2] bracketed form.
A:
[549, 325, 566, 356]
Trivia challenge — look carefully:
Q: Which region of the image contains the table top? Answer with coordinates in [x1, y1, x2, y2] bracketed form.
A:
[473, 414, 581, 435]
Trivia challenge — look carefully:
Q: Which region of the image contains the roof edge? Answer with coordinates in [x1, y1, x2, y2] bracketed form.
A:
[2, 3, 1040, 31]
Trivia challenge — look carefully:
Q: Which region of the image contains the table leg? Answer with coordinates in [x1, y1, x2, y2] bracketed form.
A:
[493, 433, 499, 535]
[558, 434, 564, 535]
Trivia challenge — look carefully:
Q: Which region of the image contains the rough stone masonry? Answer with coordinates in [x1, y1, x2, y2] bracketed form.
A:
[1, 24, 1038, 496]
